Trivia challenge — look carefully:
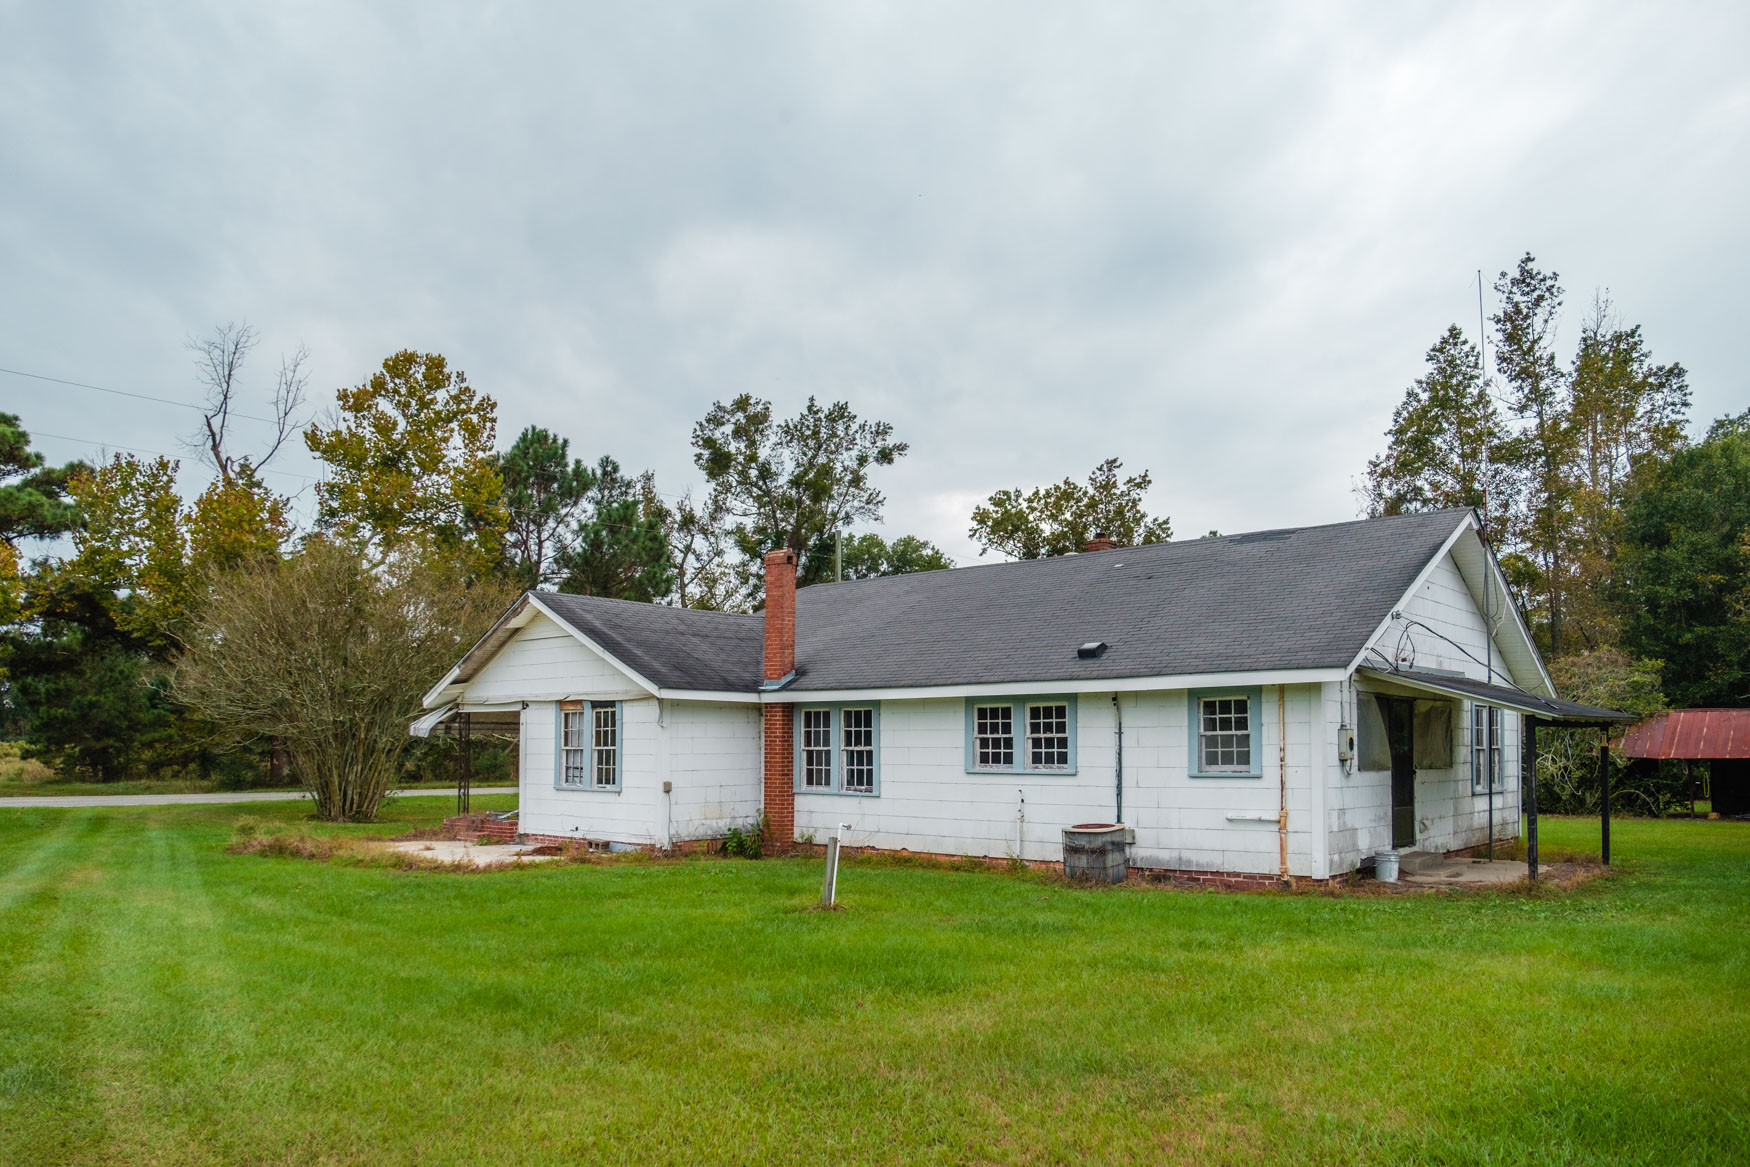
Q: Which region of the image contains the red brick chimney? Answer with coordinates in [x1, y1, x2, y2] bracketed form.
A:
[762, 548, 797, 849]
[763, 548, 797, 681]
[1085, 531, 1118, 553]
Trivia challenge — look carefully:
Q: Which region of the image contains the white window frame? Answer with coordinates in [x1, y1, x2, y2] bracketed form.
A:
[1471, 703, 1504, 794]
[840, 707, 877, 793]
[555, 700, 622, 792]
[561, 707, 590, 787]
[793, 705, 880, 796]
[1025, 702, 1071, 771]
[973, 703, 1015, 770]
[965, 697, 1078, 774]
[801, 708, 833, 789]
[591, 702, 619, 789]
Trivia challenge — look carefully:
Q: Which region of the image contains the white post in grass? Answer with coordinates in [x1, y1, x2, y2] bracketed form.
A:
[821, 822, 851, 907]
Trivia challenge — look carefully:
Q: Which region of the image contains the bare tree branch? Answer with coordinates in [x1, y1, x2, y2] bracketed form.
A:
[258, 342, 310, 468]
[188, 321, 257, 479]
[185, 322, 310, 479]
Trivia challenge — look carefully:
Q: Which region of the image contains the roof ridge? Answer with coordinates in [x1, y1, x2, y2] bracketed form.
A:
[536, 591, 761, 621]
[800, 508, 1473, 593]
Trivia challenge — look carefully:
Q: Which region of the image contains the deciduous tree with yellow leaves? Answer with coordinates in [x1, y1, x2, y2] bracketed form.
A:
[305, 350, 507, 574]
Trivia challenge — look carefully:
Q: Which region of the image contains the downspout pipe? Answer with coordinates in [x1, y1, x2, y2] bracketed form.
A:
[1112, 694, 1124, 825]
[1278, 684, 1290, 885]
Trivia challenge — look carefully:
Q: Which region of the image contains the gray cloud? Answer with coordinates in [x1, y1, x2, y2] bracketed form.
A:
[3, 1, 1745, 557]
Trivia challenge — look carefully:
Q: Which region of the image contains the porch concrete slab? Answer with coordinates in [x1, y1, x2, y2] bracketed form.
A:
[1400, 857, 1528, 886]
[383, 839, 557, 867]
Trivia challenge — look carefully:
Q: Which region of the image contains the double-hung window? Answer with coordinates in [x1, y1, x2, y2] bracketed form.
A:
[1200, 697, 1251, 772]
[801, 709, 833, 788]
[558, 701, 621, 790]
[1187, 688, 1263, 777]
[592, 703, 618, 788]
[965, 697, 1077, 773]
[841, 707, 876, 792]
[975, 704, 1015, 769]
[793, 705, 879, 795]
[1471, 704, 1503, 793]
[1027, 703, 1070, 770]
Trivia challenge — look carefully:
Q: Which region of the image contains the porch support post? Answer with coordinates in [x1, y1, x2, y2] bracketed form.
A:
[458, 711, 472, 816]
[1525, 717, 1539, 882]
[1599, 740, 1610, 866]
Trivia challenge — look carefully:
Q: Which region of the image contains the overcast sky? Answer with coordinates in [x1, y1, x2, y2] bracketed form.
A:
[3, 2, 1746, 561]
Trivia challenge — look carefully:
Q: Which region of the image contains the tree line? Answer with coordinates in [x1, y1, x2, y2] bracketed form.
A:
[1364, 253, 1750, 812]
[0, 332, 1170, 810]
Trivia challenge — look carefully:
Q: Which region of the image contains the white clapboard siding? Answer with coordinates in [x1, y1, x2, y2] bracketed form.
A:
[794, 685, 1325, 877]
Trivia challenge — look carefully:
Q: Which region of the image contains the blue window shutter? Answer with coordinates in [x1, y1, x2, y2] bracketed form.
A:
[553, 702, 565, 789]
[610, 701, 624, 790]
[963, 699, 976, 772]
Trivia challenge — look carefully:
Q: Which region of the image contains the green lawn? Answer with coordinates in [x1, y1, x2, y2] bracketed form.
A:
[0, 800, 1744, 1166]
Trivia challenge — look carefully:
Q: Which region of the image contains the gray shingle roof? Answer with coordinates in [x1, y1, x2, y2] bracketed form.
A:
[534, 592, 763, 693]
[785, 509, 1471, 691]
[519, 510, 1471, 695]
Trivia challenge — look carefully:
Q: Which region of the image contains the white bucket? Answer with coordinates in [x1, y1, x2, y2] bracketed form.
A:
[1374, 850, 1400, 882]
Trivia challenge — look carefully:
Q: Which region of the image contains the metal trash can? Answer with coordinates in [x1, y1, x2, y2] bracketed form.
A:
[1062, 823, 1130, 884]
[1374, 850, 1401, 882]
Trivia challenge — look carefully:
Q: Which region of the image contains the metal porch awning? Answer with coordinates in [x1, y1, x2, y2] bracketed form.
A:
[410, 703, 524, 739]
[1357, 667, 1636, 725]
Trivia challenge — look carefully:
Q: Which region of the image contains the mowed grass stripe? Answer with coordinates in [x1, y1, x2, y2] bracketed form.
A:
[0, 811, 118, 1161]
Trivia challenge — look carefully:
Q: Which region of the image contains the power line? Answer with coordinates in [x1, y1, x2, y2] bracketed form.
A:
[0, 364, 280, 424]
[7, 361, 704, 503]
[28, 428, 321, 483]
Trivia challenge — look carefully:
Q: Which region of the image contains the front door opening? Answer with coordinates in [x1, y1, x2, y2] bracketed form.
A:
[1385, 697, 1416, 848]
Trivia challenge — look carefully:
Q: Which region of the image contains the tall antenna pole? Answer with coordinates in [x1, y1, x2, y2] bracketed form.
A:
[1478, 268, 1493, 687]
[1478, 268, 1497, 860]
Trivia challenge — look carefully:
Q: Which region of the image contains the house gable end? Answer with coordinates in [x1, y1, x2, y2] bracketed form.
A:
[1354, 515, 1551, 695]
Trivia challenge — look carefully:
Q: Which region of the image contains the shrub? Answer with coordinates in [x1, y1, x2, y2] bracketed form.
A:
[722, 815, 767, 859]
[173, 540, 513, 821]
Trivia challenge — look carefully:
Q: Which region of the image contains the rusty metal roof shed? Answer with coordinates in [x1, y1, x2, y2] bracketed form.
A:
[1616, 709, 1750, 759]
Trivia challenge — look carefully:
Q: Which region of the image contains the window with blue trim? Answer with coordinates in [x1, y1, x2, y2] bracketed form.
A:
[965, 697, 1078, 774]
[558, 700, 621, 789]
[793, 705, 880, 795]
[1186, 688, 1263, 777]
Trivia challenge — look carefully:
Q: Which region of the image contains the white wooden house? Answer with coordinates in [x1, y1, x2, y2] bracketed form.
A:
[417, 509, 1622, 880]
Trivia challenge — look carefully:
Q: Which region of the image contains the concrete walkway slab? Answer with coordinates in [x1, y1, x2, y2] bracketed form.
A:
[1400, 857, 1529, 886]
[0, 788, 517, 809]
[383, 839, 556, 867]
